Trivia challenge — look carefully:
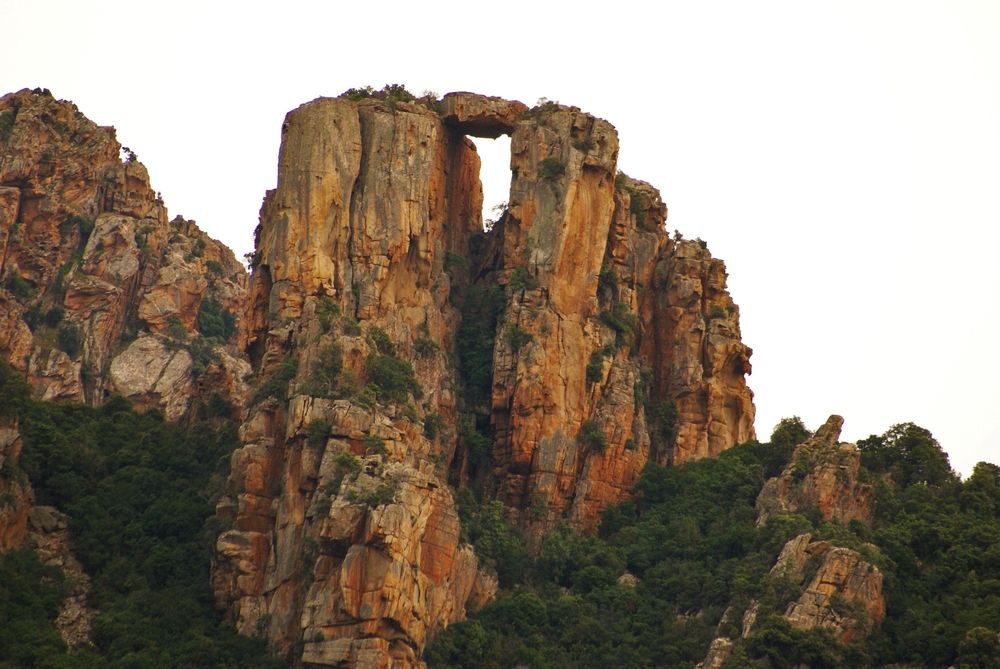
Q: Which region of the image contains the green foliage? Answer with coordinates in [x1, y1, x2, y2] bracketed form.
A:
[597, 265, 617, 294]
[455, 283, 505, 407]
[205, 259, 225, 276]
[586, 350, 608, 385]
[431, 439, 804, 669]
[14, 397, 285, 668]
[250, 356, 299, 405]
[646, 399, 678, 451]
[341, 315, 362, 336]
[196, 297, 236, 340]
[44, 305, 65, 327]
[367, 352, 422, 404]
[414, 336, 440, 357]
[0, 108, 15, 140]
[599, 301, 639, 345]
[858, 422, 956, 488]
[423, 413, 442, 440]
[362, 434, 387, 455]
[742, 615, 868, 668]
[956, 627, 1000, 669]
[165, 315, 188, 342]
[538, 157, 566, 179]
[0, 362, 30, 421]
[504, 325, 532, 353]
[301, 344, 344, 398]
[339, 83, 416, 103]
[315, 296, 340, 333]
[0, 548, 72, 666]
[572, 136, 596, 152]
[577, 420, 608, 452]
[507, 265, 538, 292]
[56, 322, 81, 357]
[5, 273, 34, 301]
[307, 419, 331, 450]
[453, 491, 530, 588]
[443, 250, 468, 274]
[367, 326, 396, 355]
[188, 335, 220, 376]
[770, 416, 811, 450]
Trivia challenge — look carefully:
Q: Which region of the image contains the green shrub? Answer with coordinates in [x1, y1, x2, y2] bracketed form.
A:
[578, 420, 608, 452]
[505, 325, 532, 353]
[5, 274, 34, 301]
[315, 296, 340, 332]
[600, 302, 639, 344]
[43, 306, 64, 327]
[538, 157, 565, 179]
[341, 316, 361, 336]
[597, 265, 617, 294]
[196, 298, 236, 340]
[56, 322, 81, 357]
[647, 399, 678, 450]
[301, 344, 343, 398]
[307, 419, 331, 450]
[414, 337, 439, 357]
[423, 413, 442, 440]
[368, 326, 396, 355]
[205, 259, 225, 276]
[444, 250, 468, 274]
[508, 265, 538, 292]
[367, 353, 422, 403]
[572, 136, 596, 152]
[250, 356, 299, 405]
[0, 109, 15, 140]
[166, 315, 188, 342]
[586, 350, 607, 385]
[0, 361, 30, 418]
[455, 284, 504, 407]
[362, 434, 387, 455]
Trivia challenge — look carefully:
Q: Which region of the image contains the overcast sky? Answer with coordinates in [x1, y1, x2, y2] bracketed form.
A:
[3, 0, 998, 476]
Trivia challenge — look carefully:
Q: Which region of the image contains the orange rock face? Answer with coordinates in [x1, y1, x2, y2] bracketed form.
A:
[0, 89, 247, 417]
[756, 415, 874, 526]
[0, 416, 32, 551]
[772, 533, 885, 642]
[211, 92, 756, 665]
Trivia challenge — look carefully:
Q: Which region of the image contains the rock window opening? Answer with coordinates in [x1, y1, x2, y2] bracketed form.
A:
[474, 135, 511, 231]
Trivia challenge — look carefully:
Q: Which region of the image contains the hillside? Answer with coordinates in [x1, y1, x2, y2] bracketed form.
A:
[1, 86, 997, 669]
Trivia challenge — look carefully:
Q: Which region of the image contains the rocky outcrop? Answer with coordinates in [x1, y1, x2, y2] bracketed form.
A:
[0, 416, 32, 551]
[756, 415, 873, 525]
[0, 89, 248, 417]
[772, 533, 885, 641]
[27, 505, 96, 648]
[212, 91, 756, 666]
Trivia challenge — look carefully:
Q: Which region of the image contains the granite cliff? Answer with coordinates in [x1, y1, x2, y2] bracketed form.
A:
[1, 87, 756, 667]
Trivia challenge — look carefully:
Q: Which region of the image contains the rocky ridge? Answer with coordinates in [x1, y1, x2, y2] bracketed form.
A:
[696, 416, 886, 669]
[213, 90, 755, 666]
[1, 88, 756, 668]
[0, 88, 248, 419]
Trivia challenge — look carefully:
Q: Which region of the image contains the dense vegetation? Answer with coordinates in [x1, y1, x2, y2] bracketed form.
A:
[0, 364, 284, 669]
[428, 419, 1000, 669]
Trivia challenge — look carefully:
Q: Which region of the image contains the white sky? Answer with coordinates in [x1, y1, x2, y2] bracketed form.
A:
[3, 0, 998, 476]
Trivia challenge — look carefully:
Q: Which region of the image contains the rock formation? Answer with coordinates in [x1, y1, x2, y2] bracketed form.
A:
[1, 87, 757, 668]
[0, 415, 31, 551]
[0, 88, 248, 418]
[772, 533, 885, 642]
[756, 415, 873, 526]
[213, 90, 754, 666]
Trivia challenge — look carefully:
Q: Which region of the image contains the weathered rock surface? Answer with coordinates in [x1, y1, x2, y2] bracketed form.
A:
[772, 533, 885, 642]
[0, 88, 248, 417]
[0, 416, 32, 551]
[757, 415, 873, 526]
[27, 505, 96, 648]
[213, 92, 756, 666]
